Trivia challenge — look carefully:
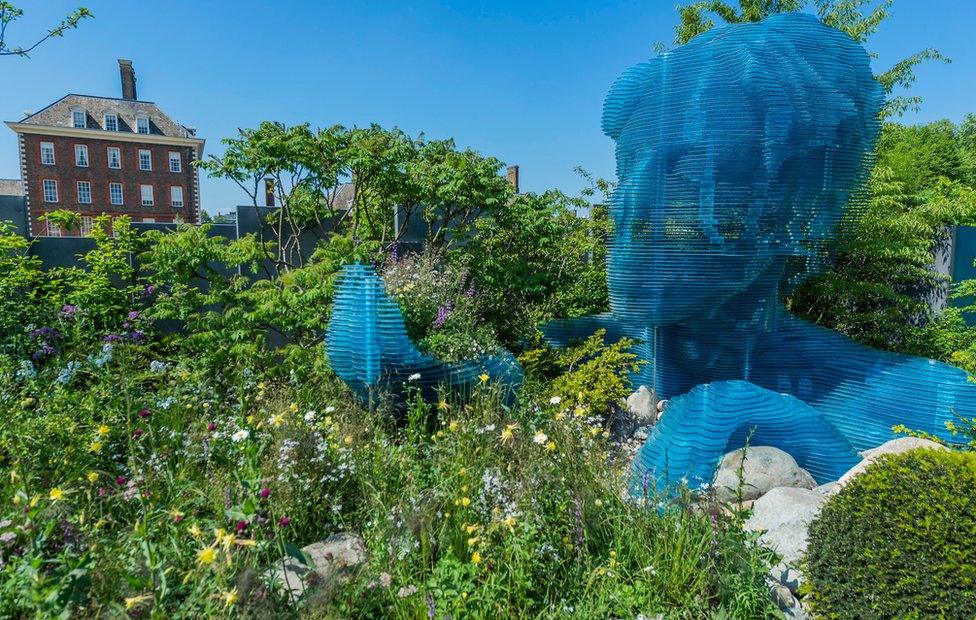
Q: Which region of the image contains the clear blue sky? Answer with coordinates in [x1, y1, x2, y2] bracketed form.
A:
[3, 1, 975, 215]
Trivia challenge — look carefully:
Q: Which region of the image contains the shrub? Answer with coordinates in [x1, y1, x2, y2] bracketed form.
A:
[805, 449, 976, 619]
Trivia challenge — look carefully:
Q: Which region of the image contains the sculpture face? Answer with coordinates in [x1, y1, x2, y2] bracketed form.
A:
[602, 13, 884, 326]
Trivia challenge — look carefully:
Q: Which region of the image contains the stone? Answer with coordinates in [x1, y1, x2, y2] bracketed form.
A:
[745, 486, 826, 566]
[625, 385, 659, 424]
[769, 561, 804, 596]
[266, 532, 366, 601]
[713, 446, 816, 502]
[769, 583, 810, 620]
[838, 437, 947, 486]
[814, 481, 840, 497]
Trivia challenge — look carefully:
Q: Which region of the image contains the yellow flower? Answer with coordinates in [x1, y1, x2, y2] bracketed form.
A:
[471, 551, 482, 564]
[257, 381, 266, 390]
[197, 546, 217, 566]
[188, 523, 202, 538]
[438, 400, 449, 411]
[460, 497, 471, 507]
[246, 415, 255, 425]
[545, 441, 557, 453]
[458, 467, 468, 477]
[88, 441, 103, 453]
[467, 536, 478, 547]
[503, 515, 516, 530]
[49, 487, 64, 501]
[124, 593, 152, 610]
[86, 471, 99, 483]
[602, 430, 610, 439]
[464, 523, 480, 534]
[555, 411, 566, 421]
[213, 528, 227, 544]
[448, 420, 459, 433]
[97, 424, 110, 436]
[479, 373, 489, 384]
[222, 588, 238, 607]
[589, 426, 601, 437]
[500, 423, 518, 443]
[289, 402, 299, 413]
[344, 435, 354, 445]
[29, 494, 40, 508]
[270, 414, 284, 427]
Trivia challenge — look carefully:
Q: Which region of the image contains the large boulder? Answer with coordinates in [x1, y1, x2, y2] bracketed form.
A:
[267, 532, 366, 601]
[838, 437, 947, 486]
[713, 446, 816, 502]
[745, 486, 825, 566]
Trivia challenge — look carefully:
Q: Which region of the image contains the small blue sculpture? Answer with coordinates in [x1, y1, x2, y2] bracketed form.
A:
[545, 13, 976, 491]
[326, 263, 522, 405]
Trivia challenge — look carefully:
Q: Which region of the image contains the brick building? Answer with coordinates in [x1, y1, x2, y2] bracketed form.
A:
[5, 59, 205, 237]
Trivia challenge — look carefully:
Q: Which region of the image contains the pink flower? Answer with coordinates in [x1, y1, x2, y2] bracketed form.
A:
[259, 487, 271, 499]
[132, 428, 143, 439]
[116, 476, 127, 485]
[207, 422, 217, 432]
[235, 520, 248, 533]
[138, 408, 152, 419]
[278, 516, 291, 528]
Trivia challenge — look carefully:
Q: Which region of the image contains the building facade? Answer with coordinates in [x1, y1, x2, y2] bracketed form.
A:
[5, 59, 205, 237]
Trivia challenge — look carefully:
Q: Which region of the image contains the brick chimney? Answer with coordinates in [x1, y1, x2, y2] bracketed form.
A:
[506, 165, 520, 194]
[118, 59, 137, 101]
[264, 178, 276, 207]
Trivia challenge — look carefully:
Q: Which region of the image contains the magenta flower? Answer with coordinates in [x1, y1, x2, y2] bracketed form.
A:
[116, 476, 127, 485]
[207, 422, 217, 432]
[278, 516, 291, 528]
[235, 520, 248, 533]
[138, 408, 152, 419]
[259, 487, 271, 499]
[132, 428, 143, 439]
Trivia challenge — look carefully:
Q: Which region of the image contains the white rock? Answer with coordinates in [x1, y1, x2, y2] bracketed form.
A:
[267, 532, 366, 601]
[713, 446, 816, 502]
[838, 437, 947, 486]
[625, 386, 659, 424]
[745, 487, 826, 566]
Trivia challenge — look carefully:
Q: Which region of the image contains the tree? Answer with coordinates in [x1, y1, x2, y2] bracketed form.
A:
[0, 3, 91, 57]
[672, 0, 947, 117]
[199, 122, 512, 273]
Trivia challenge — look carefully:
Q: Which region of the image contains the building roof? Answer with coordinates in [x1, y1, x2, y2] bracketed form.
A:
[0, 179, 24, 197]
[16, 94, 196, 139]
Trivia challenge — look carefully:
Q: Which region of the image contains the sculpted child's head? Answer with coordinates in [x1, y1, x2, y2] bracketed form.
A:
[603, 13, 883, 326]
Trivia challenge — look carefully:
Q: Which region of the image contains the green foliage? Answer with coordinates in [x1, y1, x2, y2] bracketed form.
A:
[0, 2, 92, 58]
[465, 191, 611, 347]
[805, 449, 976, 618]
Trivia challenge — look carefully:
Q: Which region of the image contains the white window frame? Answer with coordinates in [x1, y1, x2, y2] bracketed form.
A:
[170, 186, 184, 208]
[136, 116, 150, 134]
[71, 109, 87, 129]
[107, 147, 121, 169]
[40, 142, 55, 165]
[74, 144, 89, 167]
[140, 184, 154, 207]
[142, 217, 156, 223]
[42, 179, 58, 203]
[79, 215, 94, 236]
[168, 151, 182, 173]
[104, 113, 118, 131]
[76, 181, 92, 204]
[109, 182, 123, 206]
[47, 221, 62, 237]
[139, 149, 152, 171]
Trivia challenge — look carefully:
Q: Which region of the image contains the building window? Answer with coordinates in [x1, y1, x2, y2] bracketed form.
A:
[77, 181, 92, 204]
[47, 221, 62, 237]
[170, 186, 184, 208]
[108, 147, 121, 169]
[140, 184, 154, 207]
[139, 149, 152, 171]
[136, 116, 150, 134]
[168, 151, 182, 173]
[79, 216, 94, 236]
[104, 114, 118, 131]
[74, 144, 89, 167]
[142, 218, 156, 223]
[40, 142, 55, 165]
[43, 179, 58, 203]
[72, 109, 86, 128]
[109, 182, 123, 205]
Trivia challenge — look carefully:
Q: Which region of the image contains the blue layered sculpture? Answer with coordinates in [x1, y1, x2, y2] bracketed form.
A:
[544, 13, 976, 492]
[326, 263, 522, 404]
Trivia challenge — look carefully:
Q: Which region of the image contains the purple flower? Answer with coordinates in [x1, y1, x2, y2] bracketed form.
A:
[132, 428, 143, 439]
[278, 516, 291, 528]
[116, 476, 127, 486]
[138, 408, 152, 419]
[143, 284, 156, 298]
[259, 487, 271, 499]
[29, 327, 61, 341]
[60, 305, 78, 318]
[434, 302, 453, 328]
[207, 422, 217, 432]
[235, 520, 248, 533]
[127, 331, 145, 343]
[103, 333, 124, 343]
[389, 242, 399, 263]
[128, 311, 140, 321]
